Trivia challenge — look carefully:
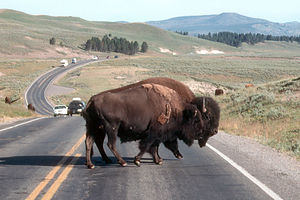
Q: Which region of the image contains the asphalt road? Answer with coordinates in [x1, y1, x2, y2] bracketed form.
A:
[25, 59, 95, 116]
[0, 116, 276, 200]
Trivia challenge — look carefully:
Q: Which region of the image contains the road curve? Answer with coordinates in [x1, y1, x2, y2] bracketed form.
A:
[25, 59, 96, 116]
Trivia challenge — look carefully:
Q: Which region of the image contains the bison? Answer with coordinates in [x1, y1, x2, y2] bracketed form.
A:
[215, 89, 224, 96]
[84, 83, 205, 168]
[85, 77, 195, 164]
[27, 103, 35, 111]
[83, 77, 221, 168]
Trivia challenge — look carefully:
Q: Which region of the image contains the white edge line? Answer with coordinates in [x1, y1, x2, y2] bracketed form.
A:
[24, 67, 58, 107]
[0, 117, 47, 133]
[206, 143, 283, 200]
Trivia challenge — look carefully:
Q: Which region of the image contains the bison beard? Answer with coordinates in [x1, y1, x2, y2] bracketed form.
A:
[84, 84, 204, 168]
[83, 77, 196, 164]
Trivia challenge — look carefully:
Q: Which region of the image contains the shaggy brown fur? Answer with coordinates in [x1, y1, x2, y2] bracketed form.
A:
[84, 84, 203, 168]
[84, 77, 195, 164]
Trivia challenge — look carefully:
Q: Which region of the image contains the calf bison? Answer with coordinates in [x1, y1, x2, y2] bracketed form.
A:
[84, 83, 205, 168]
[85, 77, 195, 164]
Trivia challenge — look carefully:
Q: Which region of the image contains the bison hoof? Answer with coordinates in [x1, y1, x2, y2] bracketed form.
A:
[154, 158, 163, 165]
[87, 164, 95, 169]
[120, 162, 127, 167]
[134, 160, 141, 167]
[175, 154, 183, 159]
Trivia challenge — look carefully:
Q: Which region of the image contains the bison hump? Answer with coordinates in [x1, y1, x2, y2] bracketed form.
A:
[142, 83, 176, 102]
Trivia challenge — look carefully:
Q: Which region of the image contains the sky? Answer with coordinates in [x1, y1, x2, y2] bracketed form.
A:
[1, 0, 300, 23]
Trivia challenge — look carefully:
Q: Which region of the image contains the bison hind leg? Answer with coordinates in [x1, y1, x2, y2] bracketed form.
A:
[85, 134, 95, 169]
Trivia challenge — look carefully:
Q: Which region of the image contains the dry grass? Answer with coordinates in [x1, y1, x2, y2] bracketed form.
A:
[0, 59, 57, 122]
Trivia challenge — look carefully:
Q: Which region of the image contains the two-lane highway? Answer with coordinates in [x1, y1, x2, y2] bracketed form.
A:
[25, 59, 96, 116]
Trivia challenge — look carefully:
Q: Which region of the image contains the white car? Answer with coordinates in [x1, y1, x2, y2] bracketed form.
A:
[53, 105, 68, 117]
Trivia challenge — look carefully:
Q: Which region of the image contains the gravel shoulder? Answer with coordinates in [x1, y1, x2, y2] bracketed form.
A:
[209, 131, 300, 200]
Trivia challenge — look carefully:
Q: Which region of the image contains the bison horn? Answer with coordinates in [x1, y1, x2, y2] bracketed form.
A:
[202, 98, 207, 113]
[194, 110, 197, 117]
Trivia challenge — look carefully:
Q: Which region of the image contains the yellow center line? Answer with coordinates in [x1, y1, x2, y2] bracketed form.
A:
[25, 134, 85, 200]
[41, 153, 81, 200]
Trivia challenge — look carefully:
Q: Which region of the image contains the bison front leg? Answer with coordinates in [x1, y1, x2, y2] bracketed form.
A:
[163, 140, 183, 159]
[135, 138, 157, 167]
[85, 134, 95, 169]
[106, 130, 127, 167]
[148, 144, 163, 165]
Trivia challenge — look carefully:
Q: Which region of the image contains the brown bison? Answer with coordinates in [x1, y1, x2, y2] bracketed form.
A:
[245, 83, 254, 88]
[83, 77, 220, 168]
[5, 97, 11, 104]
[85, 77, 195, 164]
[84, 83, 204, 168]
[27, 103, 35, 111]
[215, 89, 224, 96]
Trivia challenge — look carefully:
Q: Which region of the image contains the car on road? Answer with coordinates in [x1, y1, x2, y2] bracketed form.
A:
[92, 56, 98, 60]
[53, 105, 68, 117]
[72, 58, 77, 64]
[68, 98, 85, 116]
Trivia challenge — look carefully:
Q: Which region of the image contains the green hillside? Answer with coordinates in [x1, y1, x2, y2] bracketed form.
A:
[0, 9, 239, 57]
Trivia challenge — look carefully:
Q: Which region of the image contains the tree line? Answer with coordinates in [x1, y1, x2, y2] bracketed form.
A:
[197, 32, 300, 47]
[84, 35, 148, 55]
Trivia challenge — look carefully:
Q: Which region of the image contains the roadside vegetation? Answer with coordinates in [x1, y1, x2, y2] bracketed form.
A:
[0, 59, 57, 121]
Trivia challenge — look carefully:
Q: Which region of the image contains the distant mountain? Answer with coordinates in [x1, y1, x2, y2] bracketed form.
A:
[147, 13, 300, 36]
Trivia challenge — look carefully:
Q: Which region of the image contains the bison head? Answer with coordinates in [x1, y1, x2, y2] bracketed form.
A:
[191, 97, 220, 148]
[179, 104, 204, 146]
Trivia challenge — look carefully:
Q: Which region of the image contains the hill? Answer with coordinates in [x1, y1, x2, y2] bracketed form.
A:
[0, 9, 237, 58]
[147, 13, 300, 36]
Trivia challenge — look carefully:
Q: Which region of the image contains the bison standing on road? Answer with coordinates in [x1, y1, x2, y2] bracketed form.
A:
[84, 83, 205, 168]
[85, 77, 196, 164]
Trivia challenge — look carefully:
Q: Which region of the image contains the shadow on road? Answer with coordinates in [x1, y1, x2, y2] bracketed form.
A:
[0, 156, 176, 167]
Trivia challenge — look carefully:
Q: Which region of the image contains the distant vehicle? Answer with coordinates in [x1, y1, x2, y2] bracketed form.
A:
[72, 58, 77, 64]
[106, 56, 110, 59]
[60, 59, 68, 67]
[114, 55, 118, 59]
[68, 98, 86, 116]
[53, 105, 68, 117]
[92, 56, 98, 60]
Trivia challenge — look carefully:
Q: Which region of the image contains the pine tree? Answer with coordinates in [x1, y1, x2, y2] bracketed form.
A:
[141, 42, 148, 53]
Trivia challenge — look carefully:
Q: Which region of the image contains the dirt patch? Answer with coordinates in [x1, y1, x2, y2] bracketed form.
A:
[159, 47, 177, 55]
[184, 80, 227, 95]
[46, 84, 75, 97]
[0, 72, 5, 77]
[24, 36, 34, 40]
